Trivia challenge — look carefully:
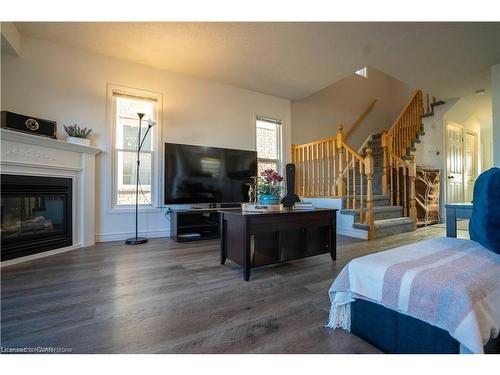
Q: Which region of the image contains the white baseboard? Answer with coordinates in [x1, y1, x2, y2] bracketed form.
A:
[1, 243, 83, 268]
[338, 227, 368, 240]
[96, 229, 171, 242]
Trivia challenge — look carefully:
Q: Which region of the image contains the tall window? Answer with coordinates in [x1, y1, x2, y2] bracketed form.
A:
[256, 116, 282, 175]
[110, 86, 160, 207]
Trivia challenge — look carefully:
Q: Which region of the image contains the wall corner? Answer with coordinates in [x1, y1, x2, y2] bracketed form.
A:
[1, 22, 22, 56]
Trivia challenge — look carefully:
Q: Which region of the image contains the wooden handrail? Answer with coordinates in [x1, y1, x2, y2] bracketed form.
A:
[388, 90, 421, 135]
[343, 142, 365, 162]
[386, 89, 423, 159]
[291, 135, 336, 149]
[345, 99, 378, 140]
[391, 152, 409, 167]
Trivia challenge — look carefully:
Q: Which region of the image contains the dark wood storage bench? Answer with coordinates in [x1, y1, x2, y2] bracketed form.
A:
[219, 208, 337, 280]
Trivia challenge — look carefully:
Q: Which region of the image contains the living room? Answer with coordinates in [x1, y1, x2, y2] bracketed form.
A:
[1, 1, 500, 373]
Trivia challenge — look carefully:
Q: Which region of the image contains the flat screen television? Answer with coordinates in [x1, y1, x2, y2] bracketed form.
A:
[164, 143, 257, 204]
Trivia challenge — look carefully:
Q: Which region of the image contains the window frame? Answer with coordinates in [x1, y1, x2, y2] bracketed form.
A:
[107, 84, 163, 213]
[255, 114, 283, 176]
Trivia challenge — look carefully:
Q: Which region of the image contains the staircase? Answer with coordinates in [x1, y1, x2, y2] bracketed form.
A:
[340, 133, 416, 239]
[291, 89, 444, 240]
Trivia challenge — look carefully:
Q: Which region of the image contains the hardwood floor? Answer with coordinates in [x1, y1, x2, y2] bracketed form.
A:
[0, 225, 465, 353]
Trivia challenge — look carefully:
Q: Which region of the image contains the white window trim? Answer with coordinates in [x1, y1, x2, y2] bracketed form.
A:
[255, 113, 284, 175]
[106, 83, 163, 214]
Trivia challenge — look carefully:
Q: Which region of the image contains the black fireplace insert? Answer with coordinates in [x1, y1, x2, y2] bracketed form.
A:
[1, 174, 73, 261]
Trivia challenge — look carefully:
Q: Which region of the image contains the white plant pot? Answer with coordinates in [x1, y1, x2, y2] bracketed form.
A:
[66, 136, 90, 147]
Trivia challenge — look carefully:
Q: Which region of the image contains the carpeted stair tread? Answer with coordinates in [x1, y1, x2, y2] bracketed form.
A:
[340, 206, 404, 215]
[353, 217, 414, 230]
[342, 194, 389, 200]
[373, 217, 414, 228]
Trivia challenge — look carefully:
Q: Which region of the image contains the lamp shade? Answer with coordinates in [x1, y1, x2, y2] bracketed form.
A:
[147, 119, 157, 127]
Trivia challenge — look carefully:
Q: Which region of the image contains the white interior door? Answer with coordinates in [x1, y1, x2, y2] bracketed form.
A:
[463, 131, 477, 202]
[446, 123, 464, 203]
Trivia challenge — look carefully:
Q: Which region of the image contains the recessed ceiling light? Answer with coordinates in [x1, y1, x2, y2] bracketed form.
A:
[475, 89, 485, 96]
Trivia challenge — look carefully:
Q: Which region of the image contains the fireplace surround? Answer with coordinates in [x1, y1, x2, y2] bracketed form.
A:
[1, 128, 100, 265]
[1, 174, 73, 261]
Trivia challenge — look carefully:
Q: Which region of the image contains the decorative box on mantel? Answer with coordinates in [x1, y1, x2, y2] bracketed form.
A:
[0, 128, 101, 265]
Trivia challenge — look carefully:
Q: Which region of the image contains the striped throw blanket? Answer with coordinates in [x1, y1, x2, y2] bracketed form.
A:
[327, 237, 500, 353]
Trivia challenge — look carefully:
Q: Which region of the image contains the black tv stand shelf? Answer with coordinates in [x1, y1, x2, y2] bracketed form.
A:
[170, 207, 239, 242]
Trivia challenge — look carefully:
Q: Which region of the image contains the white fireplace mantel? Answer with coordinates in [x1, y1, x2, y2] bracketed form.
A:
[1, 128, 101, 266]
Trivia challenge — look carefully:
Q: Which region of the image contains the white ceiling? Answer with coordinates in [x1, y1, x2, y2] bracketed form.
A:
[14, 22, 500, 100]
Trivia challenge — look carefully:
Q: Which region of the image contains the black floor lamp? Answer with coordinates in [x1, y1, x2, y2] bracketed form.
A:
[125, 112, 157, 245]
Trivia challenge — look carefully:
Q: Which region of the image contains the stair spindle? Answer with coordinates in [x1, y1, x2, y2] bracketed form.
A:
[360, 161, 364, 224]
[364, 148, 375, 240]
[346, 147, 350, 208]
[337, 125, 345, 197]
[402, 164, 408, 216]
[352, 152, 356, 209]
[381, 129, 389, 197]
[409, 157, 417, 229]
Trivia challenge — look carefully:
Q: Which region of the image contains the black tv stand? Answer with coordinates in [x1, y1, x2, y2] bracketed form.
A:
[170, 206, 239, 242]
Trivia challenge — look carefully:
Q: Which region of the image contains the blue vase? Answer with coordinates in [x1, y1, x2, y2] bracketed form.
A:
[259, 194, 280, 205]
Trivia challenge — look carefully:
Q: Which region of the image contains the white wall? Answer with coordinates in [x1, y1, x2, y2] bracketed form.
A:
[414, 97, 490, 220]
[1, 36, 292, 241]
[480, 118, 494, 170]
[291, 67, 415, 150]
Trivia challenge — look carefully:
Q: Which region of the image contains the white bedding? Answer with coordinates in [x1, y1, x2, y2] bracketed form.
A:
[327, 237, 500, 353]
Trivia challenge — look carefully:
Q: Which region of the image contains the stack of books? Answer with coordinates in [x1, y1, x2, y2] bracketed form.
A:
[241, 203, 284, 212]
[293, 202, 315, 210]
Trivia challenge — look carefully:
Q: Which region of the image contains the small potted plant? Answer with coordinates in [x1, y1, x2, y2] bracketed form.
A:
[64, 124, 92, 146]
[258, 169, 284, 205]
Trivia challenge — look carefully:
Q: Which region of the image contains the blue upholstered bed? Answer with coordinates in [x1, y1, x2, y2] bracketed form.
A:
[350, 295, 500, 354]
[327, 168, 500, 354]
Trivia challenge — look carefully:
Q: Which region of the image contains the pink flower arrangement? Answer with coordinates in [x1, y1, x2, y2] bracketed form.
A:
[261, 169, 284, 183]
[258, 169, 284, 196]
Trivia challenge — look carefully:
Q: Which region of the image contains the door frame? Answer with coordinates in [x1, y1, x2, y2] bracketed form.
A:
[444, 121, 479, 203]
[463, 129, 478, 202]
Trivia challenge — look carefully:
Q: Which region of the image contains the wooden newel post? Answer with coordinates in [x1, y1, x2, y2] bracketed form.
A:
[381, 128, 388, 197]
[364, 147, 375, 240]
[418, 91, 424, 116]
[409, 156, 417, 230]
[291, 144, 296, 164]
[336, 125, 345, 196]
